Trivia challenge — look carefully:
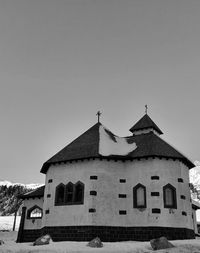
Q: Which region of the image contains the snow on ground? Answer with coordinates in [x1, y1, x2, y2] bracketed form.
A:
[0, 232, 200, 253]
[99, 125, 137, 156]
[0, 216, 20, 231]
[0, 219, 200, 253]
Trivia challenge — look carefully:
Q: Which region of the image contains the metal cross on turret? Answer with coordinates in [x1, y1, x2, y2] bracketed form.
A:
[145, 105, 148, 114]
[96, 111, 101, 123]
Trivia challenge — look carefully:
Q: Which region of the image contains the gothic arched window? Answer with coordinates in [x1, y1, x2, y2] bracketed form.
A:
[27, 205, 42, 219]
[74, 181, 84, 204]
[55, 183, 65, 205]
[54, 181, 85, 206]
[65, 182, 74, 204]
[133, 183, 146, 208]
[163, 184, 177, 209]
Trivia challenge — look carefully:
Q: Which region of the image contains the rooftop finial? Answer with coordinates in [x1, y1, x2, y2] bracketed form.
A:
[96, 111, 101, 123]
[145, 105, 148, 114]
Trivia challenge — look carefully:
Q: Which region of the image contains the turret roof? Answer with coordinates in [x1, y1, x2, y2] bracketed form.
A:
[129, 114, 163, 135]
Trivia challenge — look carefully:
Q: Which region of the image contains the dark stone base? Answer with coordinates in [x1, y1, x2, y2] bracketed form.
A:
[18, 229, 42, 243]
[19, 226, 195, 242]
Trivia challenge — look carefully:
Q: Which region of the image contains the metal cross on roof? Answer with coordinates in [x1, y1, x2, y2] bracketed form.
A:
[96, 111, 101, 123]
[145, 105, 148, 114]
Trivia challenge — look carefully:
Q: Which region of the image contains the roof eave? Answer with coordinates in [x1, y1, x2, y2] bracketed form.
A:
[129, 126, 163, 135]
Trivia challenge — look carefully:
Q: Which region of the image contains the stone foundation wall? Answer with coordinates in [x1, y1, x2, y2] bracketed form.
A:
[20, 226, 195, 242]
[43, 226, 195, 242]
[19, 229, 42, 242]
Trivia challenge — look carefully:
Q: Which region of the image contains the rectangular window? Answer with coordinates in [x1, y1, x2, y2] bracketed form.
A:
[89, 208, 96, 213]
[119, 210, 127, 215]
[118, 194, 127, 198]
[47, 194, 51, 198]
[90, 191, 97, 196]
[178, 178, 184, 183]
[90, 176, 98, 180]
[151, 192, 160, 196]
[151, 176, 159, 180]
[119, 179, 126, 183]
[48, 179, 53, 183]
[181, 195, 186, 199]
[152, 208, 161, 214]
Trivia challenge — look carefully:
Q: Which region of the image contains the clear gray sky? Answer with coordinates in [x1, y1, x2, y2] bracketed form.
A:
[0, 0, 200, 184]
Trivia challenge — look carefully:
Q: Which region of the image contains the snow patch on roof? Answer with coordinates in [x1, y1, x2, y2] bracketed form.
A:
[99, 125, 137, 156]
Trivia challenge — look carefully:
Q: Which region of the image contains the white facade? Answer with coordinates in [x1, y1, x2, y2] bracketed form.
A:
[23, 197, 43, 230]
[41, 157, 193, 230]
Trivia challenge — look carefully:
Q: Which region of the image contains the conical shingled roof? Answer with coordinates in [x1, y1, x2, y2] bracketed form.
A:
[41, 117, 194, 174]
[41, 122, 101, 173]
[129, 114, 163, 135]
[127, 132, 193, 168]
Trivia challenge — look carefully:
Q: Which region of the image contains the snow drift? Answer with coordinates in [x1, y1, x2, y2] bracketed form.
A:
[99, 125, 137, 156]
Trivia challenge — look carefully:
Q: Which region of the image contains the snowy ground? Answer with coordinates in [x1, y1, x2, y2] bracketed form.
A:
[0, 216, 20, 231]
[0, 231, 200, 253]
[0, 217, 200, 252]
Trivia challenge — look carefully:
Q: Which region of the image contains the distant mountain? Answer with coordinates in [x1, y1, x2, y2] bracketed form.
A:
[0, 180, 43, 216]
[0, 180, 42, 189]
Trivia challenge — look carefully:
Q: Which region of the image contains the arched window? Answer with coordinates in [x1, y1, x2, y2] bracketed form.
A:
[27, 205, 42, 219]
[54, 181, 85, 206]
[55, 183, 65, 205]
[133, 184, 146, 208]
[163, 184, 177, 209]
[65, 182, 74, 204]
[74, 181, 84, 203]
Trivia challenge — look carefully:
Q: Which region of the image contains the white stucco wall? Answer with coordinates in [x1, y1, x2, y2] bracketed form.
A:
[42, 158, 193, 230]
[23, 197, 43, 230]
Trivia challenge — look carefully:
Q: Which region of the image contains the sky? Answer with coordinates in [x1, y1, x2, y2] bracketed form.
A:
[0, 0, 200, 184]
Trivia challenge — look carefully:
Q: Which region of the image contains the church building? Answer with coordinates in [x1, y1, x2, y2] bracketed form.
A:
[17, 113, 199, 242]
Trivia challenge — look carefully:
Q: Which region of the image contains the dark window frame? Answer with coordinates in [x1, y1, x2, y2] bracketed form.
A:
[119, 194, 127, 198]
[119, 179, 126, 183]
[55, 181, 84, 206]
[151, 176, 159, 180]
[90, 176, 98, 180]
[151, 192, 160, 196]
[152, 208, 161, 213]
[55, 183, 65, 206]
[73, 181, 84, 204]
[65, 182, 74, 204]
[27, 205, 43, 219]
[178, 178, 184, 183]
[133, 183, 147, 208]
[90, 191, 97, 196]
[163, 184, 177, 209]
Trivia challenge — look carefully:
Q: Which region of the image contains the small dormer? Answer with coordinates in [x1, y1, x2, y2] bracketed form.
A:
[129, 114, 163, 136]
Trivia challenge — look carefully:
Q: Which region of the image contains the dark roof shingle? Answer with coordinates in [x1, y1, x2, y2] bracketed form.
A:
[40, 117, 194, 173]
[41, 123, 101, 173]
[129, 114, 163, 134]
[19, 186, 45, 199]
